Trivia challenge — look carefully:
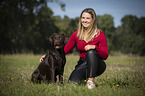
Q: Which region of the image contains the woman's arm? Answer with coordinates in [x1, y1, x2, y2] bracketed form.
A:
[95, 33, 109, 60]
[64, 31, 77, 54]
[84, 32, 109, 60]
[84, 45, 96, 51]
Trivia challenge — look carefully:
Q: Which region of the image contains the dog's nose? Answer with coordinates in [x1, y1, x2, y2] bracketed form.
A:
[54, 41, 60, 45]
[54, 40, 59, 43]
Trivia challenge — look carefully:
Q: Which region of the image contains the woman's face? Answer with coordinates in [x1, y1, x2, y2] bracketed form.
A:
[81, 12, 93, 28]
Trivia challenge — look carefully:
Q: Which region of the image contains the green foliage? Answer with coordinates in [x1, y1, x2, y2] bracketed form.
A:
[0, 0, 63, 54]
[32, 6, 59, 53]
[0, 0, 145, 56]
[97, 14, 115, 37]
[53, 15, 70, 34]
[97, 14, 115, 52]
[53, 16, 79, 36]
[112, 15, 145, 55]
[0, 54, 145, 96]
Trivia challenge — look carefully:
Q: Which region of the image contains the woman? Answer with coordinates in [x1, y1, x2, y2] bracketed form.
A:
[40, 8, 109, 89]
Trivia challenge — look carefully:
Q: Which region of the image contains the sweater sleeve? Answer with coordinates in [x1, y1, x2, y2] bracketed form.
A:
[64, 32, 76, 54]
[95, 32, 109, 60]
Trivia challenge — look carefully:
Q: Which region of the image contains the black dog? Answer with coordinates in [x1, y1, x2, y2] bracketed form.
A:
[31, 33, 68, 84]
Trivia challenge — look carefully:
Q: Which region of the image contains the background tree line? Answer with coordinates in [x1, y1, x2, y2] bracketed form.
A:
[0, 0, 145, 56]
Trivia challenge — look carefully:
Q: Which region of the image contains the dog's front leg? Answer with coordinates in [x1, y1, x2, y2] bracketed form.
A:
[51, 68, 56, 83]
[59, 69, 64, 84]
[59, 75, 63, 84]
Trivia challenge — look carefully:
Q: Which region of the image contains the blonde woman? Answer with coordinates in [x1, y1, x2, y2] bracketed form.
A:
[40, 8, 109, 89]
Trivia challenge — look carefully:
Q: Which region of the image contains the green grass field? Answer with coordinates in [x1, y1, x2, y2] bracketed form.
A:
[0, 54, 145, 96]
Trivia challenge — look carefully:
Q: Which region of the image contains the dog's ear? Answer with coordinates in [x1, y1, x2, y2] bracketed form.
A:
[61, 33, 69, 44]
[49, 33, 55, 44]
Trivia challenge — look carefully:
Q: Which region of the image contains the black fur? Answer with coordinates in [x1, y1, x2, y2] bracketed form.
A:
[31, 33, 68, 84]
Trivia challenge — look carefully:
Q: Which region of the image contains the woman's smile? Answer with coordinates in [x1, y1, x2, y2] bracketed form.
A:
[81, 12, 92, 28]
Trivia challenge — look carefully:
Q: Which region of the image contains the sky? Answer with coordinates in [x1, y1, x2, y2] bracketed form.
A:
[47, 0, 145, 27]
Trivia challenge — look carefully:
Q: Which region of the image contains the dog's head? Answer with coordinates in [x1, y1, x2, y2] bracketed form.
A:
[49, 33, 68, 49]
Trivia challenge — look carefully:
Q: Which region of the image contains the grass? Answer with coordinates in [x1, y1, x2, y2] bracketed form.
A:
[0, 54, 145, 96]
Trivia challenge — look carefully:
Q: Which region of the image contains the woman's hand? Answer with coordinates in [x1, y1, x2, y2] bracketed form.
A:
[40, 55, 46, 62]
[84, 45, 96, 51]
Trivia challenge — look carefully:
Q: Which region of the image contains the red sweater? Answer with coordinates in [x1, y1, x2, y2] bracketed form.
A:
[64, 30, 109, 60]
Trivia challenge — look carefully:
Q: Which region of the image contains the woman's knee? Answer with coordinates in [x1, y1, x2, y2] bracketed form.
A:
[69, 70, 86, 84]
[86, 49, 99, 57]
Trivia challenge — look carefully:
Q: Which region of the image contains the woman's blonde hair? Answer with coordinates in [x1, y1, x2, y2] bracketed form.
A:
[77, 8, 98, 42]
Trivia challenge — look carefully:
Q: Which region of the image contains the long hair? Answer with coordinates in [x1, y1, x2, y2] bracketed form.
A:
[77, 8, 98, 42]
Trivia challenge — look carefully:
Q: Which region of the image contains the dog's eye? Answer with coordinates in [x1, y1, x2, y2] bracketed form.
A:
[57, 36, 61, 39]
[54, 36, 61, 39]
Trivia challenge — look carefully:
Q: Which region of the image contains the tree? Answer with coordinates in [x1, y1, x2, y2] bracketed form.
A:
[65, 17, 79, 36]
[53, 15, 71, 34]
[97, 14, 115, 52]
[0, 0, 65, 54]
[31, 6, 59, 53]
[112, 15, 145, 56]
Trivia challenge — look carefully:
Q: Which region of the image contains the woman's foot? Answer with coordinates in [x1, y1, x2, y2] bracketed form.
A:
[86, 80, 96, 89]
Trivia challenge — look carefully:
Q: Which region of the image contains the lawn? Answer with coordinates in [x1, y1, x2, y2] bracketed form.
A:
[0, 54, 145, 96]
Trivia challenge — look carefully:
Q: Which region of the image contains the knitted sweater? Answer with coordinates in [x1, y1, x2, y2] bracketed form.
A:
[64, 30, 109, 60]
